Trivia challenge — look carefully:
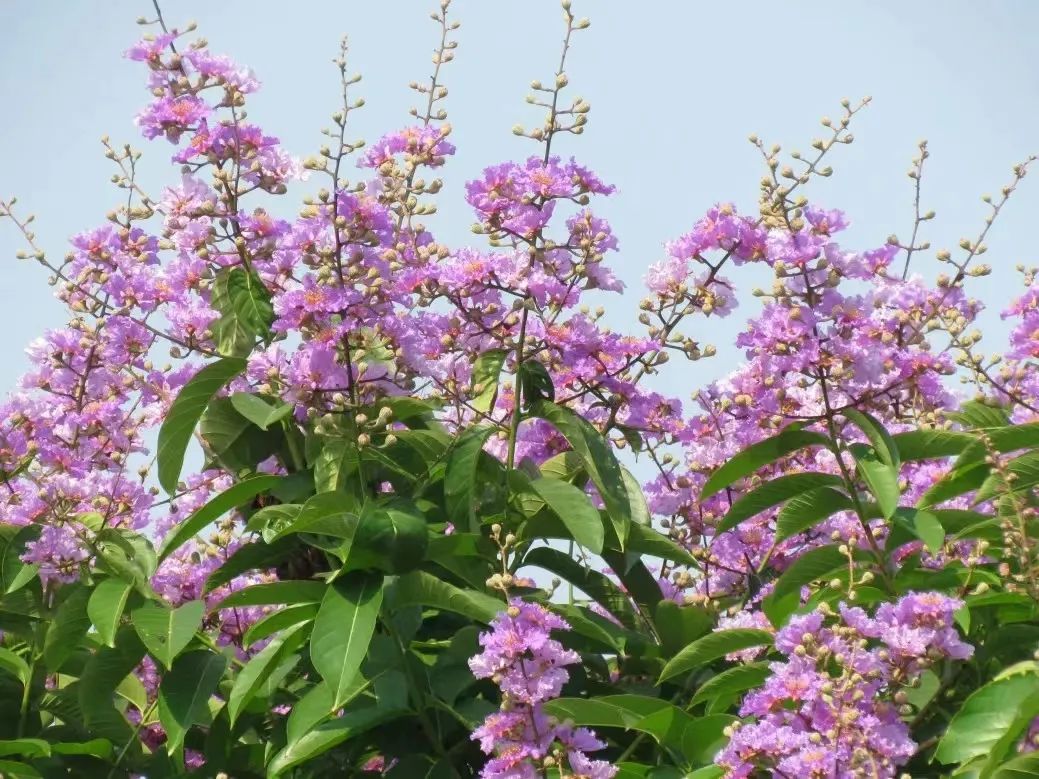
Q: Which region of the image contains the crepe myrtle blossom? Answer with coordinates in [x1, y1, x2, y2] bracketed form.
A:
[469, 600, 617, 778]
[716, 593, 972, 778]
[1, 4, 1036, 774]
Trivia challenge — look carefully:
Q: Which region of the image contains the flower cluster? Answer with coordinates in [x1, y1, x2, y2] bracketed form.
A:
[469, 599, 617, 779]
[717, 593, 973, 778]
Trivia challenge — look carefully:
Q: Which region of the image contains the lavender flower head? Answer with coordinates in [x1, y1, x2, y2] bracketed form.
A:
[469, 599, 617, 779]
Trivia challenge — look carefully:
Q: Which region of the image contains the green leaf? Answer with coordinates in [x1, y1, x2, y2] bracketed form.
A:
[518, 360, 555, 405]
[444, 425, 497, 533]
[934, 671, 1039, 765]
[990, 753, 1039, 778]
[540, 450, 587, 484]
[654, 600, 712, 656]
[131, 600, 205, 670]
[230, 392, 293, 430]
[949, 400, 1010, 429]
[0, 647, 29, 685]
[158, 649, 228, 754]
[311, 573, 384, 709]
[843, 408, 900, 469]
[94, 528, 156, 592]
[261, 492, 360, 550]
[50, 739, 114, 759]
[79, 627, 146, 737]
[388, 571, 502, 623]
[243, 603, 319, 648]
[919, 460, 991, 508]
[203, 537, 298, 595]
[770, 544, 847, 603]
[471, 349, 508, 414]
[976, 451, 1039, 506]
[0, 761, 41, 778]
[716, 473, 845, 534]
[268, 705, 404, 776]
[621, 466, 652, 531]
[88, 577, 133, 647]
[42, 585, 92, 672]
[210, 266, 274, 357]
[852, 444, 900, 520]
[957, 423, 1039, 469]
[531, 401, 632, 547]
[228, 624, 306, 725]
[212, 580, 326, 611]
[0, 525, 40, 595]
[912, 509, 945, 554]
[157, 357, 247, 494]
[775, 487, 854, 542]
[528, 477, 605, 553]
[523, 546, 638, 629]
[158, 474, 280, 563]
[690, 662, 771, 706]
[541, 698, 631, 729]
[285, 682, 335, 743]
[314, 436, 364, 495]
[658, 629, 773, 684]
[701, 426, 832, 500]
[0, 740, 50, 759]
[350, 499, 429, 574]
[199, 396, 283, 474]
[624, 523, 700, 568]
[891, 428, 973, 461]
[544, 695, 733, 765]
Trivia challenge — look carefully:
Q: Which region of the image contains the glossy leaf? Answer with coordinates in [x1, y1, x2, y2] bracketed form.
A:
[843, 408, 900, 469]
[350, 499, 429, 573]
[156, 357, 246, 494]
[523, 546, 638, 629]
[87, 577, 132, 648]
[213, 580, 326, 611]
[658, 629, 773, 683]
[203, 537, 298, 595]
[470, 349, 508, 414]
[531, 401, 631, 548]
[311, 573, 383, 709]
[934, 672, 1039, 765]
[528, 476, 604, 553]
[891, 428, 973, 461]
[242, 602, 319, 648]
[444, 425, 496, 532]
[268, 705, 404, 776]
[131, 600, 205, 670]
[990, 753, 1039, 778]
[912, 509, 946, 554]
[210, 266, 274, 357]
[228, 624, 306, 725]
[230, 392, 293, 430]
[158, 474, 280, 563]
[775, 487, 853, 542]
[852, 444, 899, 519]
[716, 473, 845, 534]
[42, 585, 92, 671]
[701, 426, 832, 500]
[690, 662, 771, 706]
[158, 649, 228, 754]
[770, 544, 847, 603]
[0, 647, 29, 686]
[388, 571, 501, 623]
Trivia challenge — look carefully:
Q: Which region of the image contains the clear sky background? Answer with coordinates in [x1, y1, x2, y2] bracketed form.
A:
[2, 1, 1038, 399]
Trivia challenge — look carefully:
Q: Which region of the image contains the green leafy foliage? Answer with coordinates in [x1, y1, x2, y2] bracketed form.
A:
[156, 357, 246, 494]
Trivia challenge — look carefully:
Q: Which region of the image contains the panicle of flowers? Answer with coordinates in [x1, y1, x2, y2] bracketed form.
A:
[716, 592, 972, 778]
[469, 599, 617, 779]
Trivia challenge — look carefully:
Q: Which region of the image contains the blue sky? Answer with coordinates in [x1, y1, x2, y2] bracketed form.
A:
[2, 1, 1038, 396]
